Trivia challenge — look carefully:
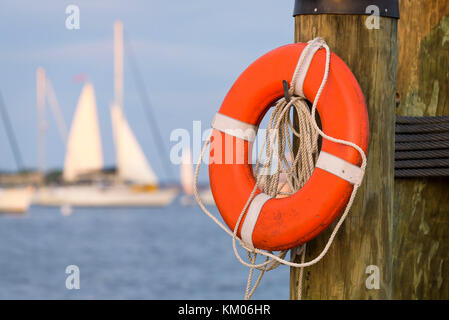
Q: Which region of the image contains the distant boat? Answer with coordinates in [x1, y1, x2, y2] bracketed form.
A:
[179, 148, 214, 206]
[33, 20, 178, 207]
[34, 82, 177, 207]
[180, 148, 194, 196]
[35, 185, 176, 207]
[0, 90, 35, 213]
[0, 187, 34, 213]
[179, 148, 195, 205]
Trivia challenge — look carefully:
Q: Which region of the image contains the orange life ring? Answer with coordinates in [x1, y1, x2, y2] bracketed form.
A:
[209, 43, 369, 251]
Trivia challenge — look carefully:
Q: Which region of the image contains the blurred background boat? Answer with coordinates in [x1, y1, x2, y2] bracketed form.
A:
[33, 81, 177, 207]
[0, 90, 35, 213]
[0, 186, 34, 213]
[179, 147, 214, 206]
[35, 184, 177, 207]
[33, 21, 178, 207]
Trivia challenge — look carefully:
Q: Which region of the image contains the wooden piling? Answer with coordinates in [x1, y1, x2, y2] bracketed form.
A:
[290, 7, 398, 299]
[393, 0, 449, 299]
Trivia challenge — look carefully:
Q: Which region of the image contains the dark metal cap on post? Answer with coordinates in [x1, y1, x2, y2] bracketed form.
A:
[293, 0, 399, 19]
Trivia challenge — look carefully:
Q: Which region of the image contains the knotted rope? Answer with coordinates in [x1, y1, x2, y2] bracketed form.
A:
[193, 38, 367, 300]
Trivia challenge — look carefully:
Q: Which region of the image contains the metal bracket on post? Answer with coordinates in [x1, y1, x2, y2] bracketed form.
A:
[293, 0, 399, 19]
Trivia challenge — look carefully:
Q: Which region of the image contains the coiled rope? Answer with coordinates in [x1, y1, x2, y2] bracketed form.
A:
[193, 38, 367, 300]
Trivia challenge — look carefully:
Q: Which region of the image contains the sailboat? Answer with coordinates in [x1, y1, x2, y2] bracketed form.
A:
[179, 148, 214, 206]
[0, 90, 35, 213]
[34, 20, 178, 207]
[0, 186, 35, 213]
[34, 82, 177, 207]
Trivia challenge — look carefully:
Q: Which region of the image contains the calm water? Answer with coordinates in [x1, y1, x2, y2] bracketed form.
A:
[0, 202, 288, 299]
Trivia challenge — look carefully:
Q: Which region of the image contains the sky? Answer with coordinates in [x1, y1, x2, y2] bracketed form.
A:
[0, 1, 294, 182]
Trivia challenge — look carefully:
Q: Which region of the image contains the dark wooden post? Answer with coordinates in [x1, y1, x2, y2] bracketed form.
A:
[290, 1, 398, 299]
[393, 0, 449, 299]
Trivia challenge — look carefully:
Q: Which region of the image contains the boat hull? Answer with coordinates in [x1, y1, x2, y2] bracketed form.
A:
[33, 185, 178, 207]
[0, 187, 34, 213]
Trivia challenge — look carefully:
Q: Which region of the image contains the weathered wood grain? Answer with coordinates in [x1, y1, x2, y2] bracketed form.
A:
[290, 15, 397, 299]
[393, 0, 449, 299]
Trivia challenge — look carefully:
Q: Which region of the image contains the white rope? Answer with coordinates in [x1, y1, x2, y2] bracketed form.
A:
[193, 37, 367, 300]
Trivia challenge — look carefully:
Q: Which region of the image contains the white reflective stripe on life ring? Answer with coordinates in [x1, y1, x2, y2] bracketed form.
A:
[241, 193, 272, 250]
[315, 151, 364, 185]
[212, 113, 258, 142]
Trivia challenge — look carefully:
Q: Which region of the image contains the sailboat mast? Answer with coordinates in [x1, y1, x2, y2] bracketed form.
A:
[0, 91, 24, 171]
[114, 20, 124, 108]
[36, 67, 46, 172]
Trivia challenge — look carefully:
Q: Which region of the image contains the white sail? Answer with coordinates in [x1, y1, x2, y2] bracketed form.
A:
[63, 83, 103, 181]
[180, 148, 194, 195]
[110, 103, 158, 185]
